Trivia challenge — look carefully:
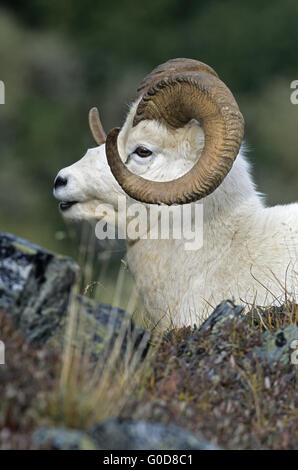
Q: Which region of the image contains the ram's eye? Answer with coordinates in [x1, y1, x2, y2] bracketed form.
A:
[134, 146, 152, 158]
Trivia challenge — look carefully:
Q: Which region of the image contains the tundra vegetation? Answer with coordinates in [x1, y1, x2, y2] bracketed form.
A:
[0, 296, 297, 450]
[0, 233, 297, 450]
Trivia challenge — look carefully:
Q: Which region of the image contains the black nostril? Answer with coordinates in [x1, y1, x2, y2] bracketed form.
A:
[54, 175, 68, 190]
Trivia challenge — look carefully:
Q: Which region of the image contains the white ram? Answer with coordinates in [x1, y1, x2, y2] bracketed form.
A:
[54, 58, 298, 327]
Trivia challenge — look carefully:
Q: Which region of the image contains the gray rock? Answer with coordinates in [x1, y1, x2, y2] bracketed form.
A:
[0, 231, 150, 359]
[49, 295, 150, 361]
[33, 427, 97, 450]
[253, 325, 298, 365]
[198, 299, 244, 334]
[90, 418, 219, 450]
[0, 231, 78, 343]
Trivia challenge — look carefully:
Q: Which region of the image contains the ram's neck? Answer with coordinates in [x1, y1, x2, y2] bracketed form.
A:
[126, 151, 263, 249]
[202, 151, 264, 247]
[205, 151, 262, 214]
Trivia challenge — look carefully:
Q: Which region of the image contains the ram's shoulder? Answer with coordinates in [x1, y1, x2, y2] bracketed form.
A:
[262, 203, 298, 237]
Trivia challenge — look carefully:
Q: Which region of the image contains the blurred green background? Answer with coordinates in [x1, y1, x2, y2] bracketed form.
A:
[0, 0, 297, 309]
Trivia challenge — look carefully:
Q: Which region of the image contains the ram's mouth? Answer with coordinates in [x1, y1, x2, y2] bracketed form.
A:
[59, 201, 78, 211]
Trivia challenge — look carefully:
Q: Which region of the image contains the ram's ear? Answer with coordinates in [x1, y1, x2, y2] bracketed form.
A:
[89, 107, 106, 146]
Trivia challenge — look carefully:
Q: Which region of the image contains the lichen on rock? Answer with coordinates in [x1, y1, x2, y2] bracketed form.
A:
[0, 231, 78, 344]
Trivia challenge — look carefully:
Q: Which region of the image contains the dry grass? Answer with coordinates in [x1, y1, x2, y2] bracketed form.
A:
[44, 222, 156, 430]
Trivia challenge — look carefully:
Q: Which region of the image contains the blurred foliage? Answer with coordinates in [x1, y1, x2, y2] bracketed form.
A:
[0, 0, 297, 281]
[0, 310, 58, 449]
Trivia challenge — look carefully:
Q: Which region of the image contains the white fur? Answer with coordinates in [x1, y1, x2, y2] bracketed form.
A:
[54, 100, 298, 327]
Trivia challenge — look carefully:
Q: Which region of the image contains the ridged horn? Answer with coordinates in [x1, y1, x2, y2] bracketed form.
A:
[105, 59, 244, 205]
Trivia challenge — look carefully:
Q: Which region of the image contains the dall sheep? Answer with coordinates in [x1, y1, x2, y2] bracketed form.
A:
[54, 58, 298, 327]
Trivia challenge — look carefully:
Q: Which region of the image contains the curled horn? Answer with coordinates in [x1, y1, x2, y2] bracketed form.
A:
[106, 59, 244, 205]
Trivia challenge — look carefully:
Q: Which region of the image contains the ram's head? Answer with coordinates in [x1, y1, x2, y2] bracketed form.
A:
[54, 58, 244, 220]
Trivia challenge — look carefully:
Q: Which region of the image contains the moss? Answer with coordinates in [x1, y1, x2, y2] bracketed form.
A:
[33, 427, 97, 450]
[11, 241, 37, 255]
